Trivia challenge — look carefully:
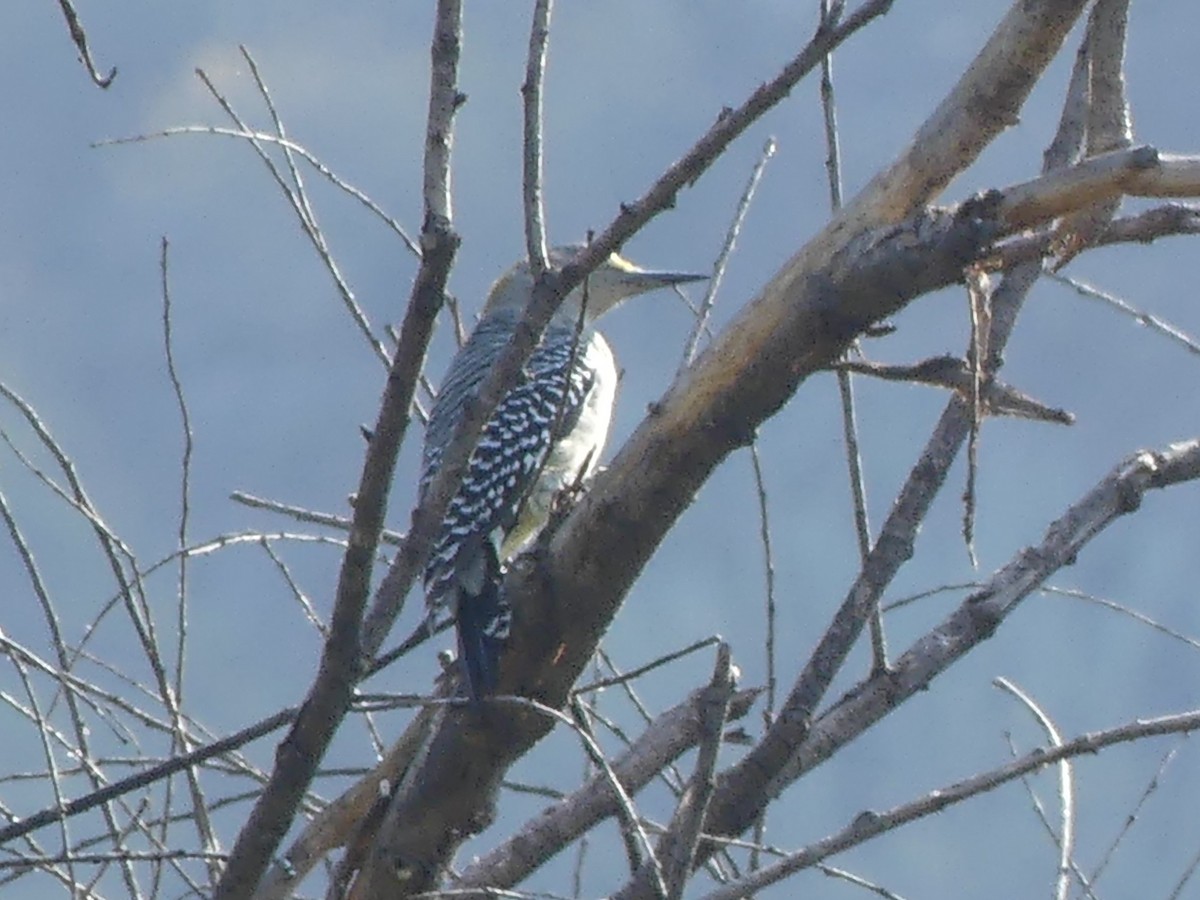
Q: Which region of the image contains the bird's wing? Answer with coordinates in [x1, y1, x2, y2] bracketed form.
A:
[423, 334, 596, 609]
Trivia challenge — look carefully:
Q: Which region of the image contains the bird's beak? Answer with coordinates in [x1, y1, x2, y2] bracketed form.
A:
[618, 268, 708, 296]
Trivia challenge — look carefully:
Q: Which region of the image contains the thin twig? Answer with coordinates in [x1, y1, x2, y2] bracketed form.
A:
[591, 652, 691, 806]
[0, 708, 296, 845]
[522, 0, 553, 273]
[747, 445, 777, 722]
[260, 540, 328, 639]
[1168, 841, 1200, 900]
[193, 59, 390, 365]
[160, 237, 220, 885]
[575, 637, 721, 694]
[1048, 270, 1200, 357]
[1098, 740, 1185, 886]
[661, 644, 734, 900]
[569, 698, 646, 881]
[961, 266, 993, 567]
[563, 696, 665, 898]
[55, 0, 116, 87]
[997, 729, 1096, 899]
[97, 126, 420, 258]
[817, 0, 885, 673]
[679, 138, 775, 370]
[995, 678, 1074, 900]
[229, 491, 407, 546]
[572, 665, 597, 898]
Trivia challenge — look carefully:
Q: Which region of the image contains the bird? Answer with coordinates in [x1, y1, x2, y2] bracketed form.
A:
[419, 244, 705, 699]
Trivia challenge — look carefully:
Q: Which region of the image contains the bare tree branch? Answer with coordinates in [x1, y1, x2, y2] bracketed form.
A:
[20, 2, 1200, 897]
[357, 0, 896, 662]
[454, 684, 759, 890]
[1050, 0, 1133, 267]
[998, 147, 1200, 230]
[521, 0, 552, 274]
[994, 678, 1074, 900]
[96, 125, 421, 258]
[159, 237, 220, 887]
[192, 53, 391, 366]
[1048, 270, 1200, 357]
[755, 438, 1200, 814]
[991, 202, 1200, 268]
[55, 0, 116, 87]
[0, 708, 295, 846]
[660, 644, 734, 900]
[606, 4, 1099, 893]
[212, 1, 465, 894]
[833, 355, 1075, 425]
[701, 702, 1200, 900]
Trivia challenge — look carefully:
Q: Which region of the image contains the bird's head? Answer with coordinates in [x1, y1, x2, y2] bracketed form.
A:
[484, 244, 706, 323]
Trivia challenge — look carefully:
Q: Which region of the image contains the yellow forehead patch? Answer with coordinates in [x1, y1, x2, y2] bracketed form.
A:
[606, 252, 642, 274]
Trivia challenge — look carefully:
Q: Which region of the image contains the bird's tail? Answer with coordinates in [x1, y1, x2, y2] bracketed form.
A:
[454, 578, 511, 701]
[439, 534, 510, 700]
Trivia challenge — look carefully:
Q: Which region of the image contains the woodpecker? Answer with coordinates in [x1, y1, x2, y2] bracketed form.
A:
[420, 245, 705, 699]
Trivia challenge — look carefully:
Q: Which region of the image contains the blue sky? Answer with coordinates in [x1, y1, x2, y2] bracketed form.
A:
[3, 2, 1200, 897]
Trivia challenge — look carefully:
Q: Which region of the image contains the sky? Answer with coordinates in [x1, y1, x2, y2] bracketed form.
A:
[3, 2, 1200, 897]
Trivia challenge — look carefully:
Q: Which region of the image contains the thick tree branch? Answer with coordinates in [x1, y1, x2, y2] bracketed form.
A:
[360, 200, 996, 897]
[993, 202, 1200, 268]
[358, 0, 895, 659]
[998, 148, 1200, 231]
[1050, 0, 1132, 267]
[603, 2, 1095, 894]
[252, 678, 454, 900]
[342, 2, 1200, 896]
[453, 684, 759, 890]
